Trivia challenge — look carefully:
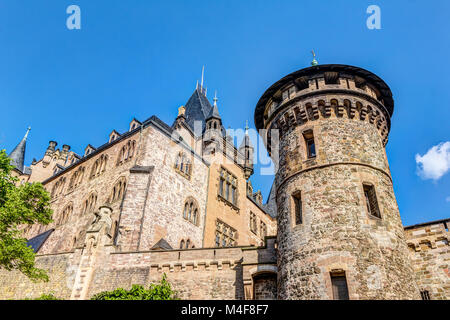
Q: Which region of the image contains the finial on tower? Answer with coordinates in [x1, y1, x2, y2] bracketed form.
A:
[245, 120, 249, 133]
[201, 65, 205, 88]
[311, 50, 318, 66]
[213, 90, 218, 106]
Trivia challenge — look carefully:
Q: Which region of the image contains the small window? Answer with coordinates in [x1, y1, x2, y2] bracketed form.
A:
[303, 130, 316, 158]
[331, 272, 349, 300]
[420, 290, 431, 300]
[363, 184, 381, 218]
[292, 191, 302, 225]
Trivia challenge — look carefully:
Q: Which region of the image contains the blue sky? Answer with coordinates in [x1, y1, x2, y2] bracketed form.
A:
[0, 1, 449, 226]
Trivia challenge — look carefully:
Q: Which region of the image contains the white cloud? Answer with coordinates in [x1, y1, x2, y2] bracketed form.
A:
[415, 141, 450, 181]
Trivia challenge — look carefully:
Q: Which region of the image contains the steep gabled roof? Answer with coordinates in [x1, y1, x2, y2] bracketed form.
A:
[183, 88, 213, 134]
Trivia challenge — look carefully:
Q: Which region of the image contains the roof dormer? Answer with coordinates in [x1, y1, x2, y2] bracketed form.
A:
[84, 144, 96, 157]
[129, 118, 141, 131]
[109, 130, 120, 143]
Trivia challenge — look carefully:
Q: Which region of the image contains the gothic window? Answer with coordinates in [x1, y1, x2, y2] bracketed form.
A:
[420, 290, 431, 300]
[292, 191, 302, 225]
[363, 184, 381, 218]
[108, 177, 127, 203]
[57, 203, 73, 226]
[90, 154, 108, 179]
[182, 198, 199, 226]
[250, 212, 257, 234]
[179, 239, 194, 249]
[260, 221, 267, 239]
[174, 152, 191, 178]
[83, 192, 98, 214]
[68, 167, 85, 191]
[331, 272, 349, 300]
[303, 130, 316, 158]
[116, 140, 136, 166]
[218, 167, 238, 207]
[215, 219, 237, 247]
[51, 177, 66, 198]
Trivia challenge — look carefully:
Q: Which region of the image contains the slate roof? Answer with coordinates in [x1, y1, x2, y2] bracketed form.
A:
[151, 238, 173, 250]
[206, 103, 221, 120]
[183, 88, 213, 134]
[9, 128, 30, 173]
[27, 229, 54, 253]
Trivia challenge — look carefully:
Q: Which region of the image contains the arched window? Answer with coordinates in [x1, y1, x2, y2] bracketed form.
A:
[57, 203, 73, 226]
[51, 177, 66, 198]
[90, 154, 108, 179]
[108, 177, 127, 203]
[182, 197, 199, 226]
[68, 167, 85, 191]
[116, 140, 136, 166]
[83, 192, 98, 214]
[180, 240, 185, 249]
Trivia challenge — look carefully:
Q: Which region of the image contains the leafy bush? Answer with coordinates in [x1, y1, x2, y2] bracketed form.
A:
[24, 293, 61, 300]
[91, 274, 178, 300]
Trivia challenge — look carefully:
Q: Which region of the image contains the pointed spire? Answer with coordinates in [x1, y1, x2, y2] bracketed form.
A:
[245, 120, 249, 134]
[9, 127, 31, 172]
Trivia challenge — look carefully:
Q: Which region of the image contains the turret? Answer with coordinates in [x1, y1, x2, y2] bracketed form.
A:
[254, 63, 420, 300]
[239, 121, 254, 180]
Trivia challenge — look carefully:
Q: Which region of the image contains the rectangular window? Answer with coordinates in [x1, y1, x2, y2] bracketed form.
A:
[219, 178, 224, 197]
[331, 272, 349, 300]
[363, 184, 381, 218]
[216, 219, 237, 247]
[292, 192, 302, 225]
[218, 167, 238, 207]
[420, 290, 431, 300]
[260, 221, 267, 239]
[303, 130, 316, 158]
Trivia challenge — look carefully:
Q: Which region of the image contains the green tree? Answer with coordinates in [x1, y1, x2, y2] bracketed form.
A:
[91, 274, 178, 300]
[0, 149, 53, 281]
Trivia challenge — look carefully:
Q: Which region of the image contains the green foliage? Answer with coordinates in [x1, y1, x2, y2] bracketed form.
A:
[0, 149, 53, 281]
[91, 274, 178, 300]
[30, 293, 61, 300]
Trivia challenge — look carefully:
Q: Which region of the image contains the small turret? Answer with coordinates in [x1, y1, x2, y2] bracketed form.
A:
[239, 121, 254, 180]
[205, 91, 222, 132]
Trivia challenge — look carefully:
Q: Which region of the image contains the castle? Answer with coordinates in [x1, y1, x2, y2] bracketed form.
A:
[0, 64, 448, 300]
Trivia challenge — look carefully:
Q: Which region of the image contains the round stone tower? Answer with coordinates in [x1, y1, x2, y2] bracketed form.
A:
[254, 64, 420, 300]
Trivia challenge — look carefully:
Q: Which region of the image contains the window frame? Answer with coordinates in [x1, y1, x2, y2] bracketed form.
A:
[363, 183, 381, 219]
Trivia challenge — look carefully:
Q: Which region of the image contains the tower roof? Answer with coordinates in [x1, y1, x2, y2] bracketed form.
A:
[9, 127, 30, 173]
[206, 103, 221, 120]
[183, 87, 213, 133]
[254, 64, 394, 130]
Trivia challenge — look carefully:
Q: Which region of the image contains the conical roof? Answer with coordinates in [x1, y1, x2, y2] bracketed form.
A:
[9, 127, 30, 173]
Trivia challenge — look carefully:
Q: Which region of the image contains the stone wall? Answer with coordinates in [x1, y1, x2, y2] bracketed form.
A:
[0, 238, 277, 300]
[0, 252, 79, 300]
[405, 219, 450, 300]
